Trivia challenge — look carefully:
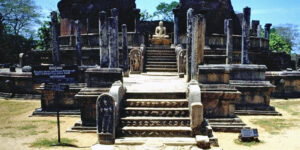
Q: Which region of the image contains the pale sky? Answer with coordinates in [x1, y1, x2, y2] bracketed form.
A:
[34, 0, 300, 27]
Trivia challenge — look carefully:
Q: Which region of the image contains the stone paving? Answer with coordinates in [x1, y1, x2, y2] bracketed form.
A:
[124, 73, 187, 93]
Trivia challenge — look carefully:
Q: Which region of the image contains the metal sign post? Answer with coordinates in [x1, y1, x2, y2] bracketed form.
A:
[32, 66, 77, 144]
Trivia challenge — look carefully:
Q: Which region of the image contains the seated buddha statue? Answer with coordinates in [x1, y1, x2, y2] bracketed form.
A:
[153, 21, 169, 39]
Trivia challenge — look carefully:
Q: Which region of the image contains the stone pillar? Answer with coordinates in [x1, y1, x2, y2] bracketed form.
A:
[251, 20, 260, 37]
[108, 9, 119, 68]
[173, 9, 179, 45]
[257, 25, 262, 38]
[264, 23, 272, 39]
[191, 14, 206, 80]
[99, 11, 109, 68]
[224, 19, 228, 34]
[134, 9, 141, 33]
[19, 53, 24, 67]
[51, 11, 61, 66]
[225, 19, 233, 64]
[122, 24, 129, 77]
[134, 9, 141, 46]
[75, 20, 82, 66]
[236, 13, 244, 26]
[186, 8, 194, 82]
[241, 7, 251, 64]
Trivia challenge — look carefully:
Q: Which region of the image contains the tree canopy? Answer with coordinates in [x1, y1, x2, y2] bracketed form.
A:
[140, 1, 179, 22]
[269, 24, 300, 54]
[0, 0, 40, 64]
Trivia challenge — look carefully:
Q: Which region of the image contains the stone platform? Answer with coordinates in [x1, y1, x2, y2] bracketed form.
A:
[92, 137, 223, 150]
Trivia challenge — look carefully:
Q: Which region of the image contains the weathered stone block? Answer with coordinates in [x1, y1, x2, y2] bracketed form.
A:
[85, 68, 123, 88]
[200, 84, 240, 118]
[198, 65, 230, 84]
[195, 135, 210, 149]
[230, 64, 267, 81]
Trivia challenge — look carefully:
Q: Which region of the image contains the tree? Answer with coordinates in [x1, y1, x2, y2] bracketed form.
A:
[274, 24, 300, 53]
[153, 1, 179, 22]
[0, 0, 39, 64]
[269, 28, 292, 54]
[0, 0, 41, 36]
[140, 10, 154, 21]
[36, 20, 51, 50]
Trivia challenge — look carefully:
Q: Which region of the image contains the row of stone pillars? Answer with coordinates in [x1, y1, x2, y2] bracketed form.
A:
[50, 9, 129, 75]
[186, 8, 206, 81]
[185, 7, 273, 81]
[228, 7, 272, 65]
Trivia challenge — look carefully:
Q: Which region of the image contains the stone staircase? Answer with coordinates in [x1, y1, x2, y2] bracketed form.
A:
[145, 47, 178, 72]
[119, 92, 192, 137]
[207, 118, 247, 133]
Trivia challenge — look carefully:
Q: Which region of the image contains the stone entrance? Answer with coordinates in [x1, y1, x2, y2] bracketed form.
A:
[145, 46, 178, 72]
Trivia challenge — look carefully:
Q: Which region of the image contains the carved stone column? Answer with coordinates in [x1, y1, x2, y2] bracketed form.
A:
[251, 20, 260, 37]
[257, 25, 262, 38]
[99, 11, 109, 68]
[122, 24, 129, 77]
[51, 11, 61, 66]
[173, 9, 179, 45]
[75, 20, 82, 66]
[186, 8, 194, 82]
[264, 23, 272, 39]
[108, 9, 119, 68]
[191, 14, 206, 80]
[241, 7, 251, 64]
[225, 19, 233, 64]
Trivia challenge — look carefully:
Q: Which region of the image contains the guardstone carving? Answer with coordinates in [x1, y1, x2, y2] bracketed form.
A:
[129, 49, 143, 74]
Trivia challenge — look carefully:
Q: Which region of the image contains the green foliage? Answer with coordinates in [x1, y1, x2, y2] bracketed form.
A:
[140, 10, 154, 21]
[269, 28, 292, 54]
[0, 0, 40, 63]
[154, 1, 179, 22]
[36, 20, 51, 50]
[0, 0, 41, 36]
[234, 139, 264, 147]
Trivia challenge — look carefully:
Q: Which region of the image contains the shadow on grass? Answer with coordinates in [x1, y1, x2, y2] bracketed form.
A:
[234, 139, 264, 147]
[31, 138, 78, 148]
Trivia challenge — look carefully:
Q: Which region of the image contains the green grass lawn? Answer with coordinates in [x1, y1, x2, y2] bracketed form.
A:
[0, 100, 56, 138]
[250, 99, 300, 135]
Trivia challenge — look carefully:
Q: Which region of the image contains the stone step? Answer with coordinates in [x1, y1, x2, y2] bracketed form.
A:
[204, 55, 227, 59]
[147, 47, 174, 50]
[120, 126, 192, 137]
[147, 58, 177, 62]
[235, 110, 282, 116]
[145, 65, 177, 68]
[125, 99, 188, 107]
[207, 118, 243, 123]
[209, 122, 246, 126]
[207, 118, 247, 133]
[146, 52, 175, 55]
[124, 107, 189, 117]
[120, 117, 190, 127]
[146, 68, 177, 72]
[146, 61, 177, 65]
[209, 125, 246, 133]
[126, 92, 186, 99]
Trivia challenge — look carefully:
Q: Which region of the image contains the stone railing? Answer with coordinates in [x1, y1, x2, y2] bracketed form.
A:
[96, 81, 126, 144]
[187, 80, 203, 135]
[175, 45, 186, 75]
[59, 32, 143, 48]
[205, 34, 269, 50]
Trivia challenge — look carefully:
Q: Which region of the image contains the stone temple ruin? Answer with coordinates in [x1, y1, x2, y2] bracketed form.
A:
[1, 0, 300, 149]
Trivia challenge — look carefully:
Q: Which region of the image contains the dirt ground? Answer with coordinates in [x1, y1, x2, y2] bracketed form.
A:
[0, 98, 300, 150]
